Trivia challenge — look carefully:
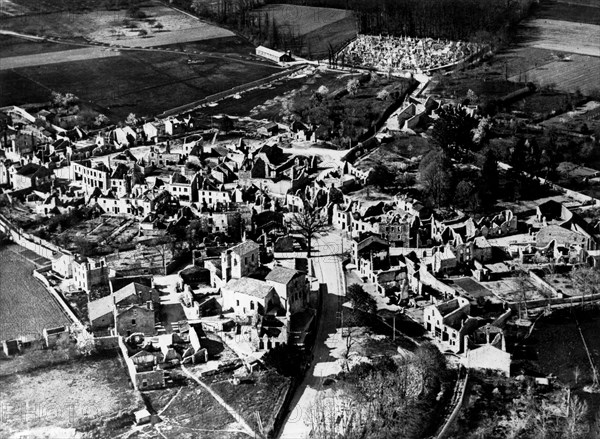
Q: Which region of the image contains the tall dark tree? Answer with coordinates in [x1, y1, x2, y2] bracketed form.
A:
[479, 149, 499, 208]
[369, 161, 395, 191]
[419, 149, 455, 207]
[431, 106, 478, 160]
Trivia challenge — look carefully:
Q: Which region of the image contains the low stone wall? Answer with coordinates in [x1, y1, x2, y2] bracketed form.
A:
[94, 335, 120, 351]
[0, 212, 66, 260]
[435, 368, 469, 439]
[32, 268, 81, 325]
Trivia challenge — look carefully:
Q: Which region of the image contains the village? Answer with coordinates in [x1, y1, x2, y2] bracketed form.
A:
[0, 0, 599, 438]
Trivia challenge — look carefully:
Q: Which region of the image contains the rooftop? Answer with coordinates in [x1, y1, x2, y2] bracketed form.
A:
[265, 266, 302, 285]
[224, 277, 274, 299]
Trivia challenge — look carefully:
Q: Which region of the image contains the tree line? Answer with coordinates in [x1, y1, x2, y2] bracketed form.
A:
[258, 0, 536, 43]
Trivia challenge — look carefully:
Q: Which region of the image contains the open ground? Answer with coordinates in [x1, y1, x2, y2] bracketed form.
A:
[503, 10, 600, 95]
[0, 244, 71, 341]
[0, 2, 234, 48]
[0, 41, 280, 120]
[251, 4, 357, 57]
[0, 354, 142, 438]
[0, 1, 281, 120]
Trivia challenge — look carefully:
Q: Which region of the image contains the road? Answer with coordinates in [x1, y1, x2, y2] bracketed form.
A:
[278, 232, 348, 439]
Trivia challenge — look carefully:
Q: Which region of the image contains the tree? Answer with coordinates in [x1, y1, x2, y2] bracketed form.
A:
[455, 179, 480, 210]
[563, 396, 589, 439]
[125, 112, 138, 126]
[317, 85, 330, 96]
[93, 113, 110, 127]
[369, 161, 395, 191]
[347, 283, 376, 314]
[289, 202, 328, 258]
[479, 149, 499, 208]
[51, 91, 78, 107]
[430, 105, 478, 160]
[419, 149, 455, 207]
[346, 78, 360, 97]
[377, 89, 390, 100]
[571, 266, 600, 306]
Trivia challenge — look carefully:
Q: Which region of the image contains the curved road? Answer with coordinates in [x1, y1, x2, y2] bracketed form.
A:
[278, 232, 348, 439]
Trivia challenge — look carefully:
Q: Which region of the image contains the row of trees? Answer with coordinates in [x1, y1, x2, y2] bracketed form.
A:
[261, 0, 534, 44]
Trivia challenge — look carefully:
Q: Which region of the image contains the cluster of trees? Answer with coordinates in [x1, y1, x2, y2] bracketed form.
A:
[308, 345, 450, 438]
[418, 148, 500, 211]
[186, 0, 306, 52]
[284, 76, 406, 146]
[414, 105, 500, 210]
[261, 0, 534, 44]
[458, 383, 596, 439]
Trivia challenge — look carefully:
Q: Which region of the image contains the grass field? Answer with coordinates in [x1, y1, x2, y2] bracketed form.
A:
[0, 34, 80, 58]
[520, 19, 600, 57]
[0, 3, 234, 47]
[509, 54, 600, 95]
[0, 244, 71, 341]
[144, 385, 247, 439]
[536, 0, 600, 25]
[0, 355, 142, 438]
[0, 48, 279, 120]
[251, 4, 357, 57]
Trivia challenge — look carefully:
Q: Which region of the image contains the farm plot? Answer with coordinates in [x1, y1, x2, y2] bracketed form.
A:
[251, 4, 356, 57]
[0, 34, 81, 58]
[0, 245, 71, 341]
[0, 355, 142, 438]
[253, 4, 352, 37]
[1, 50, 279, 120]
[0, 3, 234, 47]
[142, 385, 247, 439]
[520, 19, 600, 57]
[509, 54, 600, 95]
[536, 0, 600, 26]
[0, 46, 120, 70]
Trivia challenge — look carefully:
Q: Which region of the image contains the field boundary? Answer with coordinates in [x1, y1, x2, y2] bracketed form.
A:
[158, 64, 307, 118]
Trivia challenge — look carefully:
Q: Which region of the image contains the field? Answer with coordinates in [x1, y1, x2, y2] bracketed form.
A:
[0, 3, 234, 47]
[251, 4, 357, 57]
[0, 244, 71, 341]
[0, 45, 280, 120]
[0, 34, 80, 58]
[536, 0, 600, 25]
[142, 385, 247, 439]
[0, 2, 281, 121]
[509, 54, 600, 95]
[524, 309, 600, 418]
[432, 0, 600, 99]
[0, 354, 142, 438]
[519, 19, 600, 57]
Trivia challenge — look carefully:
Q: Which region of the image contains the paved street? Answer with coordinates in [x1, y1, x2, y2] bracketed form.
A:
[278, 232, 347, 439]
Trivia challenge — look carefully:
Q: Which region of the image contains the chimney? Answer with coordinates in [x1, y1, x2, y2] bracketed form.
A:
[146, 300, 153, 310]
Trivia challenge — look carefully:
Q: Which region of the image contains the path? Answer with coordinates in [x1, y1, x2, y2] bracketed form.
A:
[278, 233, 347, 439]
[180, 364, 259, 438]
